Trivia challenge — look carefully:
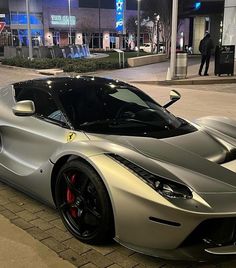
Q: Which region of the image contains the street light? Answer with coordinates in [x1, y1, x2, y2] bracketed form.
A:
[156, 14, 160, 54]
[26, 0, 33, 59]
[68, 0, 72, 45]
[98, 0, 101, 49]
[137, 0, 141, 56]
[154, 13, 160, 54]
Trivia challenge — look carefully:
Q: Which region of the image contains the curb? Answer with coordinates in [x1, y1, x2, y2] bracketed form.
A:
[0, 63, 36, 72]
[130, 77, 236, 86]
[36, 69, 64, 75]
[0, 63, 64, 76]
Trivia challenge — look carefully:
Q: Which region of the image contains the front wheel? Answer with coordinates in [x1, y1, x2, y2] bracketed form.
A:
[55, 160, 114, 244]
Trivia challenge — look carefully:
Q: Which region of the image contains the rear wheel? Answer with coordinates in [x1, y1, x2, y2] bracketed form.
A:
[55, 160, 114, 244]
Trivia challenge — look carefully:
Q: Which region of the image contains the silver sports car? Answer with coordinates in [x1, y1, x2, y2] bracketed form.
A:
[0, 76, 236, 260]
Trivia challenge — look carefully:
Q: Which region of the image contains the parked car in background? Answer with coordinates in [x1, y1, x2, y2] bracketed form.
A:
[135, 43, 152, 53]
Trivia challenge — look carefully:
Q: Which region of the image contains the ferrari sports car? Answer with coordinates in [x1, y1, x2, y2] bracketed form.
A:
[0, 76, 236, 260]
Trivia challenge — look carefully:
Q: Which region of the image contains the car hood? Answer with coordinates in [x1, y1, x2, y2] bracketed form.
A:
[87, 129, 236, 193]
[129, 130, 228, 163]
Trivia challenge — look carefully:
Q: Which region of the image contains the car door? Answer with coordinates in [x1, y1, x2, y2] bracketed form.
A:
[0, 86, 85, 189]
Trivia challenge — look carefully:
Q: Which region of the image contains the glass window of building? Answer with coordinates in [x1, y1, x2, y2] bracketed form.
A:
[110, 33, 117, 49]
[10, 12, 43, 25]
[52, 31, 60, 45]
[82, 33, 103, 49]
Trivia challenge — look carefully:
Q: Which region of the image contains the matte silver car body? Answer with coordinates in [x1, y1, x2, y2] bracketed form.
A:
[0, 79, 236, 260]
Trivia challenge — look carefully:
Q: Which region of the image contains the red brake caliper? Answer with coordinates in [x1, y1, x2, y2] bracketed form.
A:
[66, 174, 77, 218]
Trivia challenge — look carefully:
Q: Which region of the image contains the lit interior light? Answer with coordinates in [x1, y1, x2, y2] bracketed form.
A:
[195, 2, 201, 10]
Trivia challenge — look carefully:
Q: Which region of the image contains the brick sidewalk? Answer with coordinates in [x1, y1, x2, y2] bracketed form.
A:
[1, 180, 236, 268]
[0, 180, 168, 268]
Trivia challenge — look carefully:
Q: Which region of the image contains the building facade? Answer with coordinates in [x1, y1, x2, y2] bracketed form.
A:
[0, 0, 137, 50]
[178, 0, 224, 54]
[0, 0, 235, 56]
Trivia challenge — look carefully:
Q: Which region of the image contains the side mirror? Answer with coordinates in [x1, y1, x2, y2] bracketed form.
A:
[12, 100, 35, 116]
[163, 90, 181, 109]
[170, 90, 181, 101]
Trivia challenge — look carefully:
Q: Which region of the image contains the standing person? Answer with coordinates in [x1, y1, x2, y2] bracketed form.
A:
[198, 32, 214, 76]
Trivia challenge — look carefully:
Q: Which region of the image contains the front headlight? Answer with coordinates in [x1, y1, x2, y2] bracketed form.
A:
[154, 180, 192, 199]
[108, 154, 192, 200]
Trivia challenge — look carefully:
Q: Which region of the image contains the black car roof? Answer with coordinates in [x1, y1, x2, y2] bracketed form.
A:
[13, 76, 130, 94]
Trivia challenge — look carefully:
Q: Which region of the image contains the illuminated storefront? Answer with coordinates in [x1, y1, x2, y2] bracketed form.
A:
[0, 0, 137, 49]
[10, 12, 43, 46]
[50, 15, 76, 26]
[48, 15, 77, 46]
[0, 12, 11, 49]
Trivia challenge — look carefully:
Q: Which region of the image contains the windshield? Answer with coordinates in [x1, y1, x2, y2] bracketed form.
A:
[58, 82, 195, 137]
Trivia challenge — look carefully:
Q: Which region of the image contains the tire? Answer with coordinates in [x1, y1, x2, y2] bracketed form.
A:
[55, 160, 114, 244]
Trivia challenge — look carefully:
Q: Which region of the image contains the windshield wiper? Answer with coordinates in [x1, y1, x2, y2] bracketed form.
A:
[79, 119, 111, 128]
[121, 118, 170, 129]
[79, 118, 170, 130]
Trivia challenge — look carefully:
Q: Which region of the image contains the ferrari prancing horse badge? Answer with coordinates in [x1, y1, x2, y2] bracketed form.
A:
[67, 132, 76, 142]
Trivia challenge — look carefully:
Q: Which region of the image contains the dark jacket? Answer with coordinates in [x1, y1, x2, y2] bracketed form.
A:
[199, 34, 214, 56]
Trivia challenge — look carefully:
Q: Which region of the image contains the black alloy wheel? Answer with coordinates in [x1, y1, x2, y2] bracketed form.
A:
[55, 160, 114, 244]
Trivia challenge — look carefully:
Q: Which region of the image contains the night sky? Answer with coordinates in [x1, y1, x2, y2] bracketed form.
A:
[79, 0, 137, 10]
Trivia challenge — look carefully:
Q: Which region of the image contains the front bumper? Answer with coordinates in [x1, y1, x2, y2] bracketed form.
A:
[116, 216, 236, 261]
[89, 154, 236, 260]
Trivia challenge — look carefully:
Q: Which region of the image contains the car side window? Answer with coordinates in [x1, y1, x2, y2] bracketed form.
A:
[15, 88, 66, 125]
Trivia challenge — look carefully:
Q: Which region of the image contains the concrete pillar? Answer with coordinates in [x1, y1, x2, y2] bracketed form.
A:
[103, 32, 110, 50]
[209, 14, 221, 48]
[193, 16, 205, 54]
[75, 33, 83, 45]
[128, 34, 135, 50]
[170, 0, 178, 79]
[44, 30, 53, 46]
[223, 0, 236, 58]
[184, 18, 190, 47]
[115, 37, 120, 49]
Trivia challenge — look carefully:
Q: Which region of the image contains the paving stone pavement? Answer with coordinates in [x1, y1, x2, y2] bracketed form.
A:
[1, 180, 236, 268]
